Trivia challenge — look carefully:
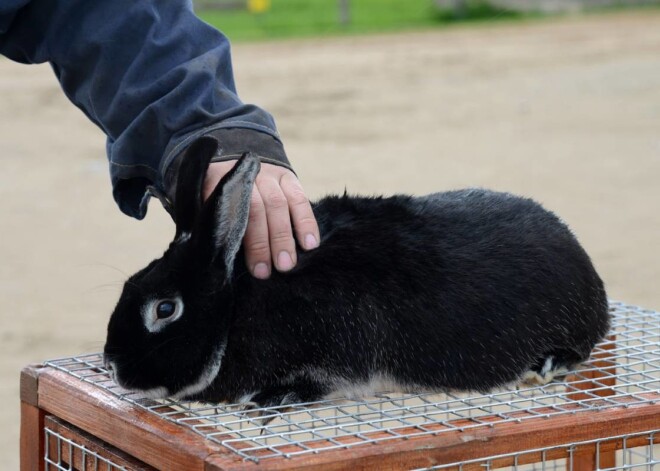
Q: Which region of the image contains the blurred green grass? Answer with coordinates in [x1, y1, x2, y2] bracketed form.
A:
[197, 0, 523, 42]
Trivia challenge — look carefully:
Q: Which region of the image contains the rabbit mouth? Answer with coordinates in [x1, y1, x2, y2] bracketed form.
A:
[107, 367, 170, 399]
[103, 355, 169, 398]
[103, 343, 225, 400]
[170, 342, 227, 400]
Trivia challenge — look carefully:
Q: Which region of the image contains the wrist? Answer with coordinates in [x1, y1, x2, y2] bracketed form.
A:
[164, 128, 292, 218]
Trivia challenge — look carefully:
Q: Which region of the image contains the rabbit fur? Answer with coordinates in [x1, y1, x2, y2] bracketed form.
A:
[104, 137, 610, 409]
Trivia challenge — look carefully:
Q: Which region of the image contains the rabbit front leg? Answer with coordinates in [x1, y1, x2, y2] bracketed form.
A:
[242, 380, 330, 426]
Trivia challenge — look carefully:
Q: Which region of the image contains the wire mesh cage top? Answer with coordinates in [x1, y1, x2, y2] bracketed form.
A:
[44, 302, 660, 462]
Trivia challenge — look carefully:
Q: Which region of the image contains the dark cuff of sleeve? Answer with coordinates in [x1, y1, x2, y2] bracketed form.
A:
[160, 127, 292, 219]
[207, 127, 293, 172]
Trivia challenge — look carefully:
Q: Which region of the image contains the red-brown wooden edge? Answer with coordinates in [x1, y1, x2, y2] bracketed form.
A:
[571, 441, 617, 471]
[203, 401, 660, 470]
[20, 364, 45, 471]
[37, 369, 239, 471]
[30, 355, 660, 471]
[567, 335, 617, 471]
[21, 402, 45, 471]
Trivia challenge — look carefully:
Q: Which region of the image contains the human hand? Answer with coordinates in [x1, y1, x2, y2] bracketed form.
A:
[203, 161, 320, 279]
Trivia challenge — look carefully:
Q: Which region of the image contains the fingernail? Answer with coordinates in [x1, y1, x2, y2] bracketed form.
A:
[277, 251, 294, 271]
[304, 234, 319, 250]
[253, 263, 270, 279]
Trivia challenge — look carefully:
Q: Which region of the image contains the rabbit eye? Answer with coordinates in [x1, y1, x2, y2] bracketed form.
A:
[143, 296, 184, 333]
[156, 300, 176, 319]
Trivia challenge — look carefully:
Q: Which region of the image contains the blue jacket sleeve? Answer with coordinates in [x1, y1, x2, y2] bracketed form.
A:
[0, 0, 290, 219]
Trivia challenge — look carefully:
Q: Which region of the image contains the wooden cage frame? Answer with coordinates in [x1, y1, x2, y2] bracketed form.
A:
[20, 302, 660, 470]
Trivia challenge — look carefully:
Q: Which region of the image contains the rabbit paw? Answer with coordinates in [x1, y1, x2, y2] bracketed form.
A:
[241, 381, 327, 426]
[520, 356, 570, 386]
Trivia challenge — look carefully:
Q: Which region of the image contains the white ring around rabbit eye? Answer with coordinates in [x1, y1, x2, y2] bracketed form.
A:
[142, 296, 184, 333]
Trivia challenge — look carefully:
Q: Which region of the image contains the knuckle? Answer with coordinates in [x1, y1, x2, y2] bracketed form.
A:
[245, 239, 270, 256]
[270, 230, 293, 246]
[248, 200, 265, 221]
[264, 192, 288, 209]
[249, 191, 262, 207]
[289, 190, 310, 207]
[248, 208, 264, 224]
[295, 215, 318, 228]
[248, 212, 263, 226]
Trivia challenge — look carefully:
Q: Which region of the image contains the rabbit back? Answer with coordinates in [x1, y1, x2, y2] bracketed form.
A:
[210, 189, 609, 403]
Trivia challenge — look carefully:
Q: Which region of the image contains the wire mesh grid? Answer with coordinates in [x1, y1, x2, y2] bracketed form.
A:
[44, 427, 127, 471]
[44, 301, 660, 462]
[415, 429, 660, 471]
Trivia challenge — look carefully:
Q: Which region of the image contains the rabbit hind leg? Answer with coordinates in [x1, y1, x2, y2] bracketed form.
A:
[519, 351, 580, 386]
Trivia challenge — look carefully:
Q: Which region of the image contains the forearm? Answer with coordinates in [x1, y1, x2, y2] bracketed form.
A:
[0, 0, 290, 219]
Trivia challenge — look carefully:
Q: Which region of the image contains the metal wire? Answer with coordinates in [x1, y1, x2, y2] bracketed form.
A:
[415, 430, 660, 471]
[45, 301, 660, 462]
[44, 427, 128, 471]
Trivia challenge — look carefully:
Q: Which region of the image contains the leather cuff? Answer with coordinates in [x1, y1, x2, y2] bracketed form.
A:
[160, 128, 292, 220]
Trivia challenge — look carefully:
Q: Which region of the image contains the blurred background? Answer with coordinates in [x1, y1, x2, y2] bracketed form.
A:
[2, 0, 659, 467]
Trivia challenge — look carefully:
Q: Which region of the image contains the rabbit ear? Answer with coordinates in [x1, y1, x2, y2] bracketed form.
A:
[173, 137, 219, 238]
[205, 152, 260, 279]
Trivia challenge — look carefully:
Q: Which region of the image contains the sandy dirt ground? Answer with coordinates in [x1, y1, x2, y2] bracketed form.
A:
[1, 11, 659, 468]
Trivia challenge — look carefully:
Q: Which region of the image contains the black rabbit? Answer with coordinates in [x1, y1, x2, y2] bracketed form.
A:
[104, 137, 610, 408]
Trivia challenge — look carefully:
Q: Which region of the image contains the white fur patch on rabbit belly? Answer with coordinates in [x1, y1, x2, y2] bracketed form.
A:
[324, 373, 409, 400]
[135, 386, 169, 399]
[171, 342, 227, 399]
[237, 391, 258, 405]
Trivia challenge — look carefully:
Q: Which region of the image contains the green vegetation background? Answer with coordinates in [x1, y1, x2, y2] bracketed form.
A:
[197, 0, 525, 42]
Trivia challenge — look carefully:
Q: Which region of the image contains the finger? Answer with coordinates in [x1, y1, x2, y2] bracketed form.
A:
[280, 172, 320, 251]
[242, 188, 271, 279]
[257, 177, 297, 272]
